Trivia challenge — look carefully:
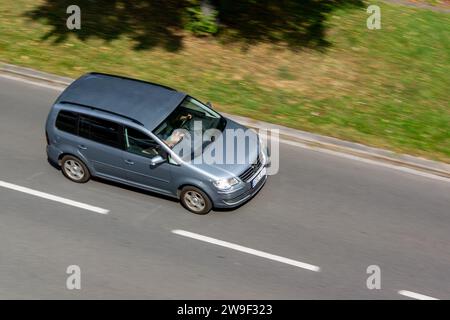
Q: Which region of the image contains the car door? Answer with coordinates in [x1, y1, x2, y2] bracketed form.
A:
[122, 126, 173, 195]
[77, 114, 128, 181]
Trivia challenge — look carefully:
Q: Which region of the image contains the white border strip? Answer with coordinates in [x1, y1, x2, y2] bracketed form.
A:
[172, 229, 320, 272]
[0, 73, 65, 91]
[398, 290, 439, 300]
[0, 180, 109, 214]
[281, 139, 450, 183]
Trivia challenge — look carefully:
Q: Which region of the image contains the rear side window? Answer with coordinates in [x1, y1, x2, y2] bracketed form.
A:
[79, 115, 122, 149]
[55, 110, 78, 135]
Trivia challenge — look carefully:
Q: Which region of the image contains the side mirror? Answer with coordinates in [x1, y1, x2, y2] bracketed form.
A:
[150, 155, 165, 166]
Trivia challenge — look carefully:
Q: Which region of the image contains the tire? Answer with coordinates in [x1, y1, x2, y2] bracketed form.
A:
[61, 155, 91, 183]
[180, 186, 212, 215]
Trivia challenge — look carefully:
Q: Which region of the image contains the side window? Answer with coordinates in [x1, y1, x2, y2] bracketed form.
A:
[79, 115, 122, 149]
[55, 110, 78, 135]
[125, 127, 162, 158]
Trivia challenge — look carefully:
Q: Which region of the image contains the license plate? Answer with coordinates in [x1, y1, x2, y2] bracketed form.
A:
[252, 167, 266, 188]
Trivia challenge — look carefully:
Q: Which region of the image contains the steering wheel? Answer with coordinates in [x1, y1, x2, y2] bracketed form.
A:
[180, 118, 192, 130]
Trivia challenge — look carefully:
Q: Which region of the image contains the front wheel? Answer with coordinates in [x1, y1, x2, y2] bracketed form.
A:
[180, 186, 212, 215]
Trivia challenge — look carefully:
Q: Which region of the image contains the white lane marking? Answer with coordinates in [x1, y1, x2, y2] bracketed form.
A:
[398, 290, 439, 300]
[172, 229, 320, 272]
[280, 139, 450, 183]
[2, 71, 449, 183]
[0, 74, 65, 91]
[0, 180, 109, 214]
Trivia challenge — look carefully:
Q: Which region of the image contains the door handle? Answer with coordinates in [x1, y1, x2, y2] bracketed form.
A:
[124, 159, 135, 165]
[78, 145, 87, 150]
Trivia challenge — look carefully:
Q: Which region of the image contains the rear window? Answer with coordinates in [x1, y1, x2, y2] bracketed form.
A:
[55, 110, 78, 135]
[79, 115, 122, 149]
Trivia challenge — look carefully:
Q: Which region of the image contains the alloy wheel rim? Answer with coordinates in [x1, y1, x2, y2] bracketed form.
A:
[184, 190, 206, 212]
[64, 159, 85, 181]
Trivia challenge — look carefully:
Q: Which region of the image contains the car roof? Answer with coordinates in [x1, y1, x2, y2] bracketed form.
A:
[56, 72, 187, 130]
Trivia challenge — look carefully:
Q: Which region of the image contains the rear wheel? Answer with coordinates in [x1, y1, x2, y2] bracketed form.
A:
[61, 155, 90, 183]
[180, 186, 212, 215]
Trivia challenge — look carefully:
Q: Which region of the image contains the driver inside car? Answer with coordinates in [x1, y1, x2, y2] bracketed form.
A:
[163, 112, 193, 148]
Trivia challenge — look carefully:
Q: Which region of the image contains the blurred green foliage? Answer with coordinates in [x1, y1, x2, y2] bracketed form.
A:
[23, 0, 363, 50]
[185, 5, 219, 36]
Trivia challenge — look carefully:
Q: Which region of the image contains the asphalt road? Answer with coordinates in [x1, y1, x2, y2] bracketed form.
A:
[0, 75, 449, 299]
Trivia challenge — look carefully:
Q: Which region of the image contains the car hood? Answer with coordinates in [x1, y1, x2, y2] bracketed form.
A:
[179, 118, 260, 180]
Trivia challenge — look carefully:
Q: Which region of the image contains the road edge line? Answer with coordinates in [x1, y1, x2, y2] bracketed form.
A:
[0, 180, 109, 215]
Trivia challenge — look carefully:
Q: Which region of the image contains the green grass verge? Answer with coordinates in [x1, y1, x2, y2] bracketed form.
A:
[0, 0, 449, 162]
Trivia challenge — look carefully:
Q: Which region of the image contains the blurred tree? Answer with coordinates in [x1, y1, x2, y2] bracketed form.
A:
[211, 0, 363, 49]
[185, 0, 219, 36]
[26, 0, 363, 51]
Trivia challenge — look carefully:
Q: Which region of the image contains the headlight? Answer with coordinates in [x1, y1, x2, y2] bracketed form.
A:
[213, 177, 239, 190]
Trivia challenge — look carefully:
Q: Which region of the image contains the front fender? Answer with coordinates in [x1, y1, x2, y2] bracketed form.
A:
[175, 178, 216, 201]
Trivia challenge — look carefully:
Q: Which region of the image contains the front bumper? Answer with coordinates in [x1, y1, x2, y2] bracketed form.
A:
[213, 143, 270, 208]
[212, 172, 268, 209]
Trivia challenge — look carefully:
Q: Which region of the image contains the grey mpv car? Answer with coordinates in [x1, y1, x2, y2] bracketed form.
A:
[46, 73, 268, 214]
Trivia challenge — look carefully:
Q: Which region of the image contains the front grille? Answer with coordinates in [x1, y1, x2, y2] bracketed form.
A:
[239, 155, 263, 182]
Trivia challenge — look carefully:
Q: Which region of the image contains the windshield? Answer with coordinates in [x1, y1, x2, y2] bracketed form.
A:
[153, 96, 226, 151]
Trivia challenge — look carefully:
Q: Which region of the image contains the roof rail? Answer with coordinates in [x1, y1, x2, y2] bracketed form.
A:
[86, 72, 177, 92]
[59, 101, 144, 126]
